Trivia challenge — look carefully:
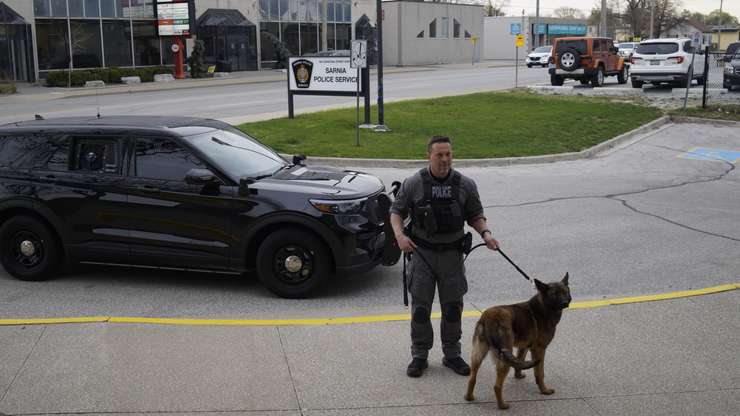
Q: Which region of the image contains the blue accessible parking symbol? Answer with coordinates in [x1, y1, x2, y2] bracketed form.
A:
[681, 147, 740, 163]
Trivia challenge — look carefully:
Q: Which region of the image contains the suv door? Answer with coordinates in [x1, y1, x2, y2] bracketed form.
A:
[30, 134, 130, 261]
[124, 135, 237, 271]
[605, 39, 619, 72]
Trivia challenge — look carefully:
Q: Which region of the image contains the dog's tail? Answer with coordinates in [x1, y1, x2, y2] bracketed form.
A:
[480, 321, 539, 371]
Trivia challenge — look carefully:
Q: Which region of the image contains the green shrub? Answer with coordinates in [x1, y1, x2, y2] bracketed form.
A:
[44, 66, 177, 87]
[0, 83, 17, 94]
[46, 71, 68, 87]
[108, 67, 122, 83]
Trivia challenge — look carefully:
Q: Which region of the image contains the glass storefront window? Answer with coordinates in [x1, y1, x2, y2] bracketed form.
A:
[35, 19, 70, 70]
[259, 0, 268, 19]
[342, 0, 351, 23]
[336, 23, 350, 50]
[282, 22, 299, 56]
[101, 0, 119, 18]
[129, 0, 154, 19]
[51, 0, 68, 17]
[327, 0, 334, 21]
[34, 0, 51, 17]
[70, 20, 102, 68]
[306, 0, 318, 23]
[300, 23, 317, 55]
[103, 20, 132, 67]
[69, 0, 84, 17]
[260, 21, 280, 62]
[279, 0, 289, 21]
[133, 20, 160, 65]
[85, 0, 100, 17]
[269, 0, 279, 20]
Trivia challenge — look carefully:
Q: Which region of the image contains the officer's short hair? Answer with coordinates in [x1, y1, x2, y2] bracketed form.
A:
[427, 135, 452, 153]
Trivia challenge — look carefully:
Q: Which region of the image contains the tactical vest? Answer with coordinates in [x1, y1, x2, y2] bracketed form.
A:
[413, 168, 465, 236]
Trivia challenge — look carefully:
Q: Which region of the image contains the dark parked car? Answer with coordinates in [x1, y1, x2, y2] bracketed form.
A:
[724, 53, 740, 91]
[0, 116, 395, 298]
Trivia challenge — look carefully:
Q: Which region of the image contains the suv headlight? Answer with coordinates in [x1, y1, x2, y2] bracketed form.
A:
[310, 197, 367, 215]
[726, 64, 736, 74]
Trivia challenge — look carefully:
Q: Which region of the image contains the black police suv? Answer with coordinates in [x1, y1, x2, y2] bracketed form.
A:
[0, 116, 393, 298]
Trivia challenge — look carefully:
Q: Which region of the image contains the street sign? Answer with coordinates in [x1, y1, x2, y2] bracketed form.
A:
[515, 34, 525, 48]
[510, 23, 521, 35]
[470, 36, 478, 45]
[155, 0, 194, 37]
[691, 31, 702, 48]
[351, 40, 367, 69]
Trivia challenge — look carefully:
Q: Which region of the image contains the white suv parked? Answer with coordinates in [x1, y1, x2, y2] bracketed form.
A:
[630, 38, 706, 88]
[526, 46, 552, 68]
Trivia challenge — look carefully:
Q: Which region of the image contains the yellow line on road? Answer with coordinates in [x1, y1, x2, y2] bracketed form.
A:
[1, 283, 737, 327]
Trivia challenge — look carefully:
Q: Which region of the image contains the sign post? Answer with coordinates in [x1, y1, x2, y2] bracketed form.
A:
[155, 0, 194, 79]
[351, 40, 367, 147]
[515, 34, 525, 88]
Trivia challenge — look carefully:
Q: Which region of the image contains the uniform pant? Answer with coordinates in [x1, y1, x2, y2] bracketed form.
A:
[407, 246, 468, 360]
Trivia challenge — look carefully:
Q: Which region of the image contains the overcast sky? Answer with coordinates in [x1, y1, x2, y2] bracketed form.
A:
[495, 1, 740, 20]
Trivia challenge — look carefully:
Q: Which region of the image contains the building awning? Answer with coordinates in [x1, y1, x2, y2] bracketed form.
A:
[197, 9, 255, 27]
[0, 2, 28, 25]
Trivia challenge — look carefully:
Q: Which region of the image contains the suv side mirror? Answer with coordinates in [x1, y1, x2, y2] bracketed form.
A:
[239, 176, 255, 197]
[292, 154, 307, 165]
[185, 168, 219, 185]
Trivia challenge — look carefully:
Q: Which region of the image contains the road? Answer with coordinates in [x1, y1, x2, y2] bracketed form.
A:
[1, 121, 738, 320]
[0, 65, 546, 125]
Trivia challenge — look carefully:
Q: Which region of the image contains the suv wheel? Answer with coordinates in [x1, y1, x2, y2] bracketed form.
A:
[559, 48, 581, 72]
[617, 66, 628, 84]
[256, 228, 330, 298]
[696, 76, 705, 86]
[550, 75, 564, 86]
[631, 79, 644, 88]
[0, 216, 61, 281]
[591, 67, 605, 87]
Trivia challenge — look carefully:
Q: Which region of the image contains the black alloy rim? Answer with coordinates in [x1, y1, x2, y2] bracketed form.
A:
[273, 245, 314, 285]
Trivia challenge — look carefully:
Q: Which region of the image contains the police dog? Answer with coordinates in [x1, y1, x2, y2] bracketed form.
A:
[464, 273, 571, 410]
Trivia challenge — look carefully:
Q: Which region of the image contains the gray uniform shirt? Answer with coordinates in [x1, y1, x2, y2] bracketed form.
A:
[390, 168, 485, 244]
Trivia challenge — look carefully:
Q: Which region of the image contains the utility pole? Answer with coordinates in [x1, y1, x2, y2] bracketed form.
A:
[375, 0, 389, 131]
[649, 0, 655, 38]
[718, 0, 724, 51]
[600, 0, 607, 37]
[535, 0, 540, 49]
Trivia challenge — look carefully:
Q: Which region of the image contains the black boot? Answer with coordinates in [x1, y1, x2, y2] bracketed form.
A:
[443, 356, 471, 376]
[406, 358, 428, 378]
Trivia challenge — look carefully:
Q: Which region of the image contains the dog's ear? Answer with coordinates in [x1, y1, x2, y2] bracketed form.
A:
[562, 272, 569, 286]
[534, 279, 548, 293]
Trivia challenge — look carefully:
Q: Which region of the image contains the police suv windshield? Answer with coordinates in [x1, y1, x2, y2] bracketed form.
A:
[187, 128, 287, 180]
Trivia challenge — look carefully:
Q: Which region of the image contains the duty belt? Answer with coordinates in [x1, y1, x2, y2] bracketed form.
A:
[411, 235, 465, 252]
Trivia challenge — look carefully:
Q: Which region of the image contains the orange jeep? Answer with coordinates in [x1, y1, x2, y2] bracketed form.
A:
[549, 37, 628, 87]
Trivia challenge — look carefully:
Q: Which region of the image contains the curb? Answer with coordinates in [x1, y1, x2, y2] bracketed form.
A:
[669, 115, 740, 127]
[295, 116, 673, 168]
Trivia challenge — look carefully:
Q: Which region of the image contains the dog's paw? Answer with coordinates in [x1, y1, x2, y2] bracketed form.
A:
[540, 387, 555, 395]
[514, 372, 526, 379]
[497, 401, 510, 410]
[464, 393, 475, 402]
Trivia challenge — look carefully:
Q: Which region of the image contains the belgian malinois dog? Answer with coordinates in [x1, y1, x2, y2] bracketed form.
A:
[464, 273, 571, 410]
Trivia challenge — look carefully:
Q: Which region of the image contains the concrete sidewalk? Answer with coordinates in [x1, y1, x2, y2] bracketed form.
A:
[9, 60, 519, 101]
[1, 289, 737, 415]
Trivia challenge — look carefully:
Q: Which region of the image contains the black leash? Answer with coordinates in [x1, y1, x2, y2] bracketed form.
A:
[465, 243, 533, 282]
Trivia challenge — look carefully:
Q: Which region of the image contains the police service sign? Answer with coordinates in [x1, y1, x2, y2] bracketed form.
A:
[289, 57, 361, 92]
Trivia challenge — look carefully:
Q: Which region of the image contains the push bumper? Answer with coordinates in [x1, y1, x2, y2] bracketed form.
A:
[630, 72, 687, 82]
[335, 229, 386, 275]
[724, 73, 740, 87]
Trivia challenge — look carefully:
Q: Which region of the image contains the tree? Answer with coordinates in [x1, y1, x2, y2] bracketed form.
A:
[706, 9, 739, 26]
[483, 0, 507, 17]
[621, 0, 648, 38]
[188, 40, 206, 78]
[554, 6, 585, 19]
[652, 0, 681, 37]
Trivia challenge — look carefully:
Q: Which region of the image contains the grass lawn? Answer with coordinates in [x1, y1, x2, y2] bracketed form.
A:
[671, 104, 740, 122]
[237, 91, 662, 159]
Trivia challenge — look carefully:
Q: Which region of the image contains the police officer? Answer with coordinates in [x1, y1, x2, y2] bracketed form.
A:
[390, 135, 500, 378]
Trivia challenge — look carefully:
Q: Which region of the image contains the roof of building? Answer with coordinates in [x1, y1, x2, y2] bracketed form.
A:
[0, 2, 27, 25]
[197, 9, 255, 27]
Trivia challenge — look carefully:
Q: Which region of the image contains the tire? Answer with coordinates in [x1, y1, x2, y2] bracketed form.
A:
[617, 66, 628, 84]
[256, 228, 331, 298]
[591, 67, 605, 87]
[696, 76, 705, 86]
[527, 64, 533, 68]
[631, 79, 644, 88]
[579, 79, 590, 85]
[0, 216, 61, 281]
[559, 48, 581, 72]
[550, 75, 564, 86]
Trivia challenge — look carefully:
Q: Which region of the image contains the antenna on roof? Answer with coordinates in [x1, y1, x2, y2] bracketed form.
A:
[34, 114, 44, 120]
